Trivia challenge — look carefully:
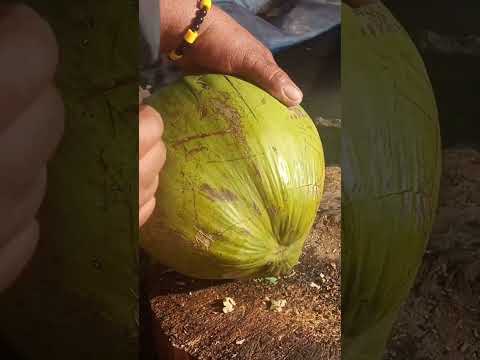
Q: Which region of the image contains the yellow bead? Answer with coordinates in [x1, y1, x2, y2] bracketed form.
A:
[168, 50, 183, 61]
[201, 0, 212, 10]
[184, 29, 199, 44]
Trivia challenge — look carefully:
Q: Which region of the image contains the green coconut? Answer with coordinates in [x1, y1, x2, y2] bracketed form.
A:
[342, 3, 441, 359]
[141, 74, 325, 279]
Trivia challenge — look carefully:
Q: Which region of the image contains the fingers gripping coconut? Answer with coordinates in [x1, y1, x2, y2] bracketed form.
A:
[139, 104, 166, 227]
[0, 4, 64, 291]
[139, 0, 305, 227]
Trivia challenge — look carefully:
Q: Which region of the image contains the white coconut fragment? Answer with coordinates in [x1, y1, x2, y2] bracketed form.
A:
[222, 297, 236, 313]
[269, 299, 287, 312]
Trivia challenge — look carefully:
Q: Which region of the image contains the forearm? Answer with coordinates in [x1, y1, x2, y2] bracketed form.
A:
[160, 0, 215, 53]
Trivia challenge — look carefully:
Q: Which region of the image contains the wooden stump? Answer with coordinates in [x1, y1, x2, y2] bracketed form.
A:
[146, 167, 341, 360]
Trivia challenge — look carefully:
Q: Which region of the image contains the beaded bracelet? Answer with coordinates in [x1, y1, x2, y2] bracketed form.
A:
[168, 0, 212, 61]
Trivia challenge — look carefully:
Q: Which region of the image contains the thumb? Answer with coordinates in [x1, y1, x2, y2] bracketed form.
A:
[234, 52, 303, 107]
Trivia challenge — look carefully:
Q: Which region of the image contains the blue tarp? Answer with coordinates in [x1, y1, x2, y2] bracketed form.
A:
[215, 0, 341, 52]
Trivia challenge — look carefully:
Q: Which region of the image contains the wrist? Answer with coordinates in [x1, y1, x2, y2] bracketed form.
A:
[160, 0, 214, 54]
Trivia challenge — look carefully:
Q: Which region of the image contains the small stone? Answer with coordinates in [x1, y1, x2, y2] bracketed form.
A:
[310, 282, 321, 289]
[236, 339, 246, 345]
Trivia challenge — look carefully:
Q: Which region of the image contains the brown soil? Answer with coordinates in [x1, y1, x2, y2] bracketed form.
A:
[147, 167, 341, 360]
[385, 148, 480, 359]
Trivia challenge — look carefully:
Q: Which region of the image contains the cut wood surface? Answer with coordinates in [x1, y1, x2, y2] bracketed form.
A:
[147, 167, 341, 360]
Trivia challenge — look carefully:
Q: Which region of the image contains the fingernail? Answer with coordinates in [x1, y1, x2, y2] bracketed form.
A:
[283, 85, 303, 104]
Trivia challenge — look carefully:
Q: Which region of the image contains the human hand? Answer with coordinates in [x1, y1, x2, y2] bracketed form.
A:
[160, 0, 303, 107]
[139, 102, 166, 227]
[0, 4, 64, 291]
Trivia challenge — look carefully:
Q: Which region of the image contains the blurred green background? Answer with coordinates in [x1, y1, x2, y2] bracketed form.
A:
[0, 1, 138, 359]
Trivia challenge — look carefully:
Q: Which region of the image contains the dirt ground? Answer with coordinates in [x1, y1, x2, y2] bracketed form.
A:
[385, 148, 480, 359]
[147, 167, 341, 360]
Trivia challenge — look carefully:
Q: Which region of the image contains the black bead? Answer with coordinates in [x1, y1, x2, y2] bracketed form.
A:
[191, 23, 201, 31]
[196, 8, 208, 17]
[192, 17, 203, 27]
[179, 41, 190, 51]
